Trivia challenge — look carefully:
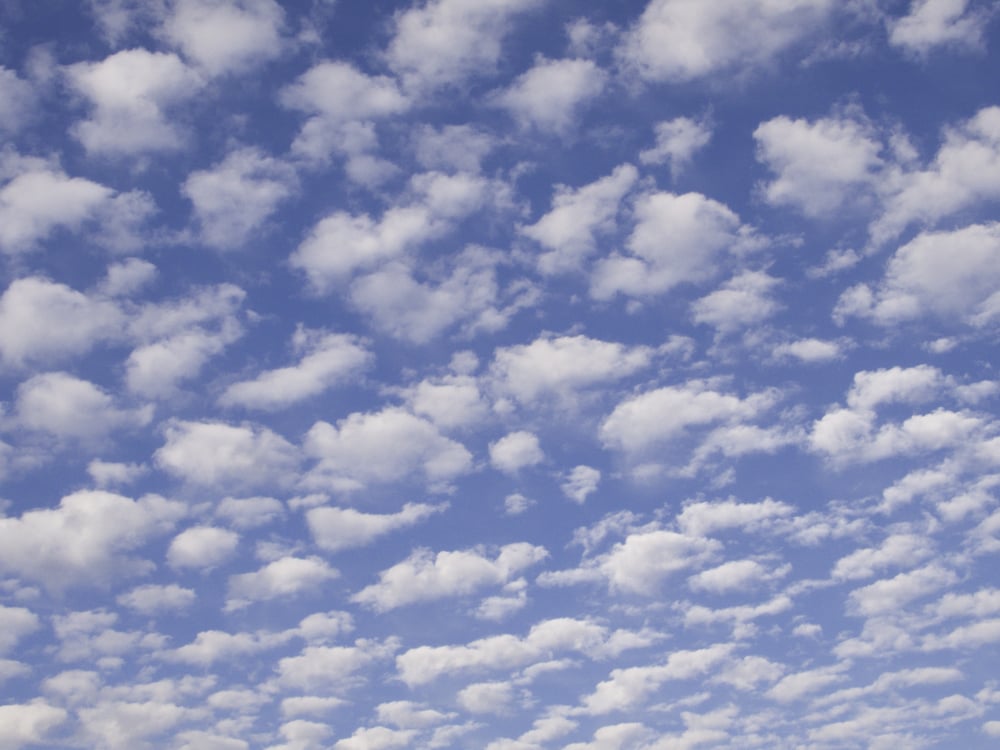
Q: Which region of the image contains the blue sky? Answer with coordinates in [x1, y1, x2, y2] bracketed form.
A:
[1, 0, 1000, 747]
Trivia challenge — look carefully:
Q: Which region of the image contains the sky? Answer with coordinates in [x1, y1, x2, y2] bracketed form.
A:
[0, 0, 999, 748]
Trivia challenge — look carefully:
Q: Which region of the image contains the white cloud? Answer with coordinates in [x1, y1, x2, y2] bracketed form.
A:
[691, 270, 781, 333]
[396, 617, 648, 686]
[291, 172, 494, 291]
[413, 124, 495, 173]
[126, 322, 243, 398]
[0, 490, 185, 591]
[491, 334, 652, 405]
[67, 48, 203, 156]
[688, 559, 785, 594]
[579, 644, 734, 714]
[457, 682, 517, 715]
[676, 498, 794, 537]
[275, 639, 397, 692]
[0, 703, 68, 749]
[639, 116, 713, 178]
[490, 431, 544, 474]
[561, 465, 601, 504]
[521, 164, 638, 275]
[754, 112, 883, 217]
[0, 605, 40, 654]
[117, 584, 196, 615]
[847, 365, 947, 411]
[849, 564, 958, 616]
[767, 663, 848, 702]
[836, 223, 1000, 326]
[100, 258, 158, 297]
[401, 374, 489, 430]
[87, 460, 146, 487]
[162, 0, 286, 76]
[888, 0, 990, 56]
[872, 107, 1000, 243]
[155, 419, 300, 487]
[307, 502, 446, 553]
[215, 496, 286, 529]
[600, 381, 776, 457]
[0, 277, 123, 367]
[220, 331, 371, 410]
[167, 526, 240, 569]
[303, 408, 472, 491]
[619, 0, 832, 82]
[183, 147, 297, 250]
[772, 338, 842, 362]
[0, 162, 113, 253]
[386, 0, 543, 93]
[15, 372, 151, 440]
[495, 57, 606, 134]
[352, 543, 547, 612]
[226, 556, 338, 610]
[832, 534, 933, 580]
[591, 191, 750, 300]
[376, 701, 455, 729]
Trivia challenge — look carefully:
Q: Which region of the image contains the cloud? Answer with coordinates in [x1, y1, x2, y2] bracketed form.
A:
[0, 490, 185, 591]
[0, 703, 68, 749]
[303, 408, 472, 491]
[490, 334, 653, 405]
[591, 191, 752, 300]
[0, 160, 113, 253]
[691, 270, 781, 333]
[490, 431, 544, 474]
[888, 0, 991, 56]
[0, 67, 36, 133]
[215, 496, 286, 529]
[161, 0, 286, 76]
[306, 502, 447, 553]
[0, 605, 40, 654]
[675, 498, 794, 537]
[167, 526, 240, 569]
[836, 223, 1000, 326]
[116, 584, 197, 615]
[275, 638, 397, 692]
[754, 112, 883, 217]
[401, 373, 489, 430]
[155, 419, 300, 488]
[688, 559, 787, 594]
[386, 0, 543, 93]
[226, 556, 338, 610]
[639, 116, 713, 178]
[352, 543, 548, 612]
[413, 124, 496, 173]
[618, 0, 832, 82]
[561, 465, 601, 504]
[495, 57, 606, 134]
[772, 338, 842, 362]
[67, 48, 203, 156]
[183, 147, 297, 250]
[14, 372, 152, 440]
[219, 331, 371, 410]
[521, 164, 638, 275]
[0, 277, 123, 368]
[540, 528, 720, 595]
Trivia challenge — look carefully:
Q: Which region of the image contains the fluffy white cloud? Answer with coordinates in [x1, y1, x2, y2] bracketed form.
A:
[155, 419, 300, 487]
[386, 0, 543, 92]
[836, 223, 1000, 326]
[619, 0, 832, 82]
[413, 124, 495, 173]
[491, 334, 652, 405]
[691, 271, 781, 332]
[832, 534, 932, 581]
[167, 526, 240, 569]
[183, 147, 297, 250]
[67, 48, 203, 155]
[521, 164, 638, 275]
[888, 0, 990, 56]
[639, 116, 713, 178]
[675, 498, 795, 537]
[307, 502, 446, 553]
[688, 559, 785, 594]
[561, 465, 601, 504]
[126, 321, 242, 398]
[15, 372, 151, 440]
[540, 528, 720, 595]
[162, 0, 286, 76]
[401, 373, 489, 430]
[0, 67, 36, 133]
[457, 681, 517, 714]
[754, 112, 883, 217]
[848, 564, 958, 616]
[0, 490, 185, 590]
[0, 277, 123, 367]
[0, 605, 40, 654]
[490, 431, 544, 474]
[334, 726, 416, 750]
[396, 617, 648, 686]
[275, 639, 397, 691]
[579, 644, 734, 714]
[220, 331, 371, 410]
[591, 191, 750, 299]
[495, 57, 606, 134]
[0, 703, 68, 749]
[772, 338, 842, 362]
[600, 381, 777, 457]
[303, 408, 472, 491]
[215, 496, 286, 529]
[226, 556, 338, 610]
[0, 161, 112, 253]
[352, 543, 548, 612]
[116, 584, 196, 615]
[872, 107, 1000, 243]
